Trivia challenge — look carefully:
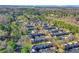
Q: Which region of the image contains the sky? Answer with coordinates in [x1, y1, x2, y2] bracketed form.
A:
[0, 0, 79, 5]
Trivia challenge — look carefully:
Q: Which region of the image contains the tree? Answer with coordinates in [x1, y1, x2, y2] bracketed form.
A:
[21, 45, 31, 53]
[7, 40, 16, 52]
[52, 20, 79, 33]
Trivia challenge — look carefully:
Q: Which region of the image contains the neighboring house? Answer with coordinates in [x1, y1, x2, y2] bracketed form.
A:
[0, 15, 8, 24]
